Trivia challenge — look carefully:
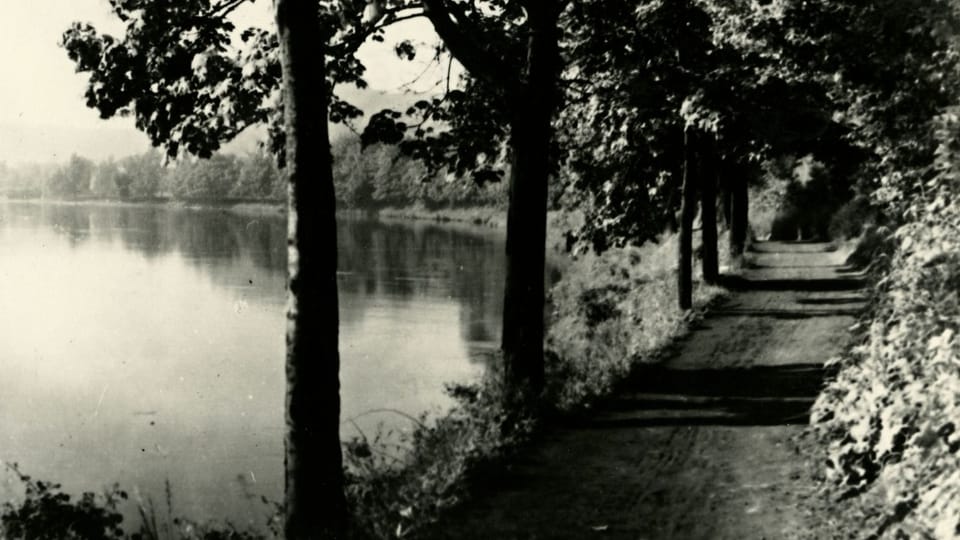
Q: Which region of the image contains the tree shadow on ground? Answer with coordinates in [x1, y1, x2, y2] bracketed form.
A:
[707, 308, 861, 319]
[795, 296, 867, 305]
[718, 274, 865, 291]
[572, 364, 832, 428]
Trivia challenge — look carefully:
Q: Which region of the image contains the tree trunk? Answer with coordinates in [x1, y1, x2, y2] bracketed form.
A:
[678, 129, 697, 310]
[276, 0, 346, 538]
[730, 172, 749, 259]
[700, 140, 719, 285]
[721, 163, 732, 227]
[663, 162, 684, 234]
[501, 2, 559, 405]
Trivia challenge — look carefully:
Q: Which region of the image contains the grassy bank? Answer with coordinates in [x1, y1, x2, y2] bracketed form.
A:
[374, 205, 506, 229]
[545, 232, 727, 410]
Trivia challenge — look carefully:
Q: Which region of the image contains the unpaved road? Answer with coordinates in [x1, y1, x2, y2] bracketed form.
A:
[427, 241, 866, 540]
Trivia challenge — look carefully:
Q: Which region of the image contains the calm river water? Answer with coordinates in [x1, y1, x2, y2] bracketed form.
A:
[0, 201, 503, 525]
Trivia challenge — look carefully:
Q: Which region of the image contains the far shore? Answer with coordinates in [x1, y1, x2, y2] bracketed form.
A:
[1, 196, 509, 227]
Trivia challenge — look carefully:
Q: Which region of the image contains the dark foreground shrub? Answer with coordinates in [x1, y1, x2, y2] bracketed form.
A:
[1, 464, 126, 540]
[829, 195, 880, 240]
[1, 463, 277, 540]
[344, 367, 534, 539]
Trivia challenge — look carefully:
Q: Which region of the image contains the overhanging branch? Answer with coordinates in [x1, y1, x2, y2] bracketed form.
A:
[329, 7, 426, 56]
[422, 0, 521, 94]
[209, 0, 252, 19]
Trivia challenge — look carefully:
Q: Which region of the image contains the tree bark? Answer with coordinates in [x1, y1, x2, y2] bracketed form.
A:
[276, 0, 346, 538]
[700, 139, 719, 285]
[678, 129, 697, 310]
[500, 2, 559, 404]
[721, 160, 732, 228]
[730, 172, 749, 259]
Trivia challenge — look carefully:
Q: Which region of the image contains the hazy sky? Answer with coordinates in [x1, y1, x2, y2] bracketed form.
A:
[0, 0, 448, 165]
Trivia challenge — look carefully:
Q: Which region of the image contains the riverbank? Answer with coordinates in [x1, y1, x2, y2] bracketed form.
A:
[0, 196, 512, 227]
[375, 205, 506, 228]
[0, 196, 286, 218]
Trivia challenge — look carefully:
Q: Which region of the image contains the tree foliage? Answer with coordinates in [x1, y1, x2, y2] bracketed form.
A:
[62, 0, 280, 158]
[47, 155, 96, 199]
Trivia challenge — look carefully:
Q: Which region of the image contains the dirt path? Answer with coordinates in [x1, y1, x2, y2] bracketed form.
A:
[427, 241, 866, 540]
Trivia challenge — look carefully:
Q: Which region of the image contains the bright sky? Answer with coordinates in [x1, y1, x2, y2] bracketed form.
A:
[0, 0, 449, 165]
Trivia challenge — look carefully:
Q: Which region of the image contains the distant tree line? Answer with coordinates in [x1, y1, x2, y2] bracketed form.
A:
[0, 140, 505, 209]
[0, 149, 283, 202]
[331, 138, 506, 209]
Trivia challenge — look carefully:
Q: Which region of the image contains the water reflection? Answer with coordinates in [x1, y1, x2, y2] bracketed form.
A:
[0, 201, 504, 525]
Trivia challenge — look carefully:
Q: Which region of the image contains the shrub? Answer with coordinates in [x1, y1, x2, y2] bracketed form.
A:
[0, 463, 278, 540]
[748, 167, 790, 241]
[544, 234, 725, 410]
[812, 113, 960, 539]
[343, 367, 534, 539]
[1, 463, 126, 540]
[829, 195, 880, 241]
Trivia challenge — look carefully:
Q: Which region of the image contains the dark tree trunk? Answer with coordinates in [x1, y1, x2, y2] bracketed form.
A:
[730, 172, 749, 259]
[663, 161, 684, 234]
[700, 139, 719, 285]
[500, 2, 559, 404]
[721, 165, 732, 227]
[276, 0, 346, 538]
[678, 129, 697, 310]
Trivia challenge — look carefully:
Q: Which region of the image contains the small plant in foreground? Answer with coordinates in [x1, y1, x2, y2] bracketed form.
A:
[0, 463, 277, 540]
[1, 462, 126, 540]
[343, 366, 534, 539]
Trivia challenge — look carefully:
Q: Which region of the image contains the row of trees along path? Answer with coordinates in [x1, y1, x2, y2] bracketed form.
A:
[59, 0, 951, 537]
[426, 241, 867, 539]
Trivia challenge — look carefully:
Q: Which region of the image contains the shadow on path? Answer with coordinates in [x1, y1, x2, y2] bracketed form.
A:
[577, 364, 830, 429]
[719, 274, 865, 292]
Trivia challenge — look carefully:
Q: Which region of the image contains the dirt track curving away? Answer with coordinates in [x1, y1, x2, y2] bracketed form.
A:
[427, 241, 866, 540]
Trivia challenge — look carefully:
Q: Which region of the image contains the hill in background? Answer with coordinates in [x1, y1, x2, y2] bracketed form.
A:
[0, 86, 425, 167]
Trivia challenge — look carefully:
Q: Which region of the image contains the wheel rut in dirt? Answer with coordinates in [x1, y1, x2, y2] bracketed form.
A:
[428, 241, 866, 540]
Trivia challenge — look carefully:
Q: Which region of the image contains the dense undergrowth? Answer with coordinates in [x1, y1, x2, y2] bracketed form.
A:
[342, 366, 534, 539]
[545, 233, 726, 410]
[812, 114, 960, 539]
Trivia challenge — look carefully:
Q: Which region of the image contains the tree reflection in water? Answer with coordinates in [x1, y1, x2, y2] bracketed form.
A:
[0, 200, 511, 524]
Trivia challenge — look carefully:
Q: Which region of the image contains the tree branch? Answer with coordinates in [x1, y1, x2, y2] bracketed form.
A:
[329, 7, 426, 56]
[421, 0, 520, 93]
[209, 0, 252, 19]
[445, 53, 454, 94]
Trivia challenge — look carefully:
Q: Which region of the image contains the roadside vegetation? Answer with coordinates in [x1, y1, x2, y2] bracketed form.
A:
[798, 1, 960, 535]
[811, 113, 960, 539]
[545, 232, 727, 410]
